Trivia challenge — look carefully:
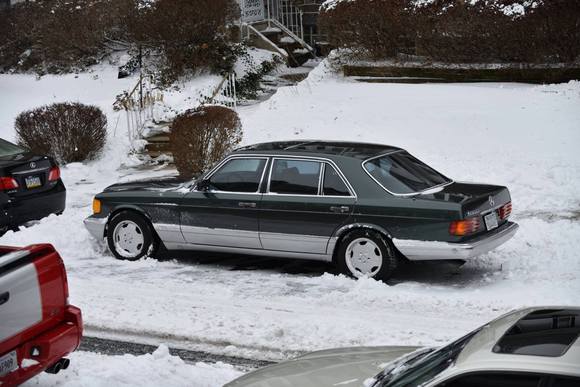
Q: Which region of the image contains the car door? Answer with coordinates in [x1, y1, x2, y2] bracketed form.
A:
[259, 158, 356, 256]
[180, 156, 267, 249]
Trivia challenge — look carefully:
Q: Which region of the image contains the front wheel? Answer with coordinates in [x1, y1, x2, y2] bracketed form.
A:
[107, 211, 157, 261]
[336, 229, 398, 281]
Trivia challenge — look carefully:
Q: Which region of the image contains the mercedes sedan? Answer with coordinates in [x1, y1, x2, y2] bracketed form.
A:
[84, 141, 518, 280]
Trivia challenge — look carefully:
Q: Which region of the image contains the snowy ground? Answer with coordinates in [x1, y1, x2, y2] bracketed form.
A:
[1, 61, 580, 385]
[21, 346, 242, 387]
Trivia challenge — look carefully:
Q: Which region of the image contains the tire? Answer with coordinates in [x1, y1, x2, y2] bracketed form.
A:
[106, 211, 157, 261]
[336, 229, 398, 281]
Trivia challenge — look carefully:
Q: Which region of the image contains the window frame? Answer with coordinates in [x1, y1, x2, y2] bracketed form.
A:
[267, 157, 324, 197]
[362, 150, 454, 197]
[321, 163, 354, 198]
[266, 157, 356, 198]
[199, 156, 269, 194]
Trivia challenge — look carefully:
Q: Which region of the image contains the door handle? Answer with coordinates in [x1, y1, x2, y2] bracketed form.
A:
[0, 292, 9, 306]
[238, 202, 257, 208]
[330, 206, 350, 213]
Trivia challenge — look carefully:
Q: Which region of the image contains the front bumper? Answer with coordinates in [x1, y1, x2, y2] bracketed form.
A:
[83, 216, 107, 241]
[393, 221, 519, 261]
[0, 305, 82, 387]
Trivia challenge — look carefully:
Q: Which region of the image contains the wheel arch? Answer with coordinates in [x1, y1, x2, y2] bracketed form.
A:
[330, 223, 407, 263]
[105, 205, 155, 237]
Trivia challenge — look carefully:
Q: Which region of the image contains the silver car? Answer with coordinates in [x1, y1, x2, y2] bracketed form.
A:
[226, 307, 580, 387]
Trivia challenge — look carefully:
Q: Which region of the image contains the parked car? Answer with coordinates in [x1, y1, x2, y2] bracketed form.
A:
[0, 138, 65, 234]
[225, 307, 580, 387]
[84, 141, 518, 280]
[0, 244, 82, 386]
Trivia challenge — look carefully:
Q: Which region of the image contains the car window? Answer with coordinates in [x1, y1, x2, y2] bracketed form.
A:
[493, 309, 580, 357]
[209, 158, 266, 193]
[551, 376, 580, 387]
[269, 159, 322, 195]
[0, 138, 25, 158]
[323, 164, 350, 196]
[439, 372, 543, 387]
[364, 151, 450, 195]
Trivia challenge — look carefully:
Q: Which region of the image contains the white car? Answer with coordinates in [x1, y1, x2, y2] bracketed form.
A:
[226, 307, 580, 387]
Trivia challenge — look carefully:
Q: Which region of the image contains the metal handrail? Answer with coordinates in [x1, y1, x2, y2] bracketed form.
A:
[242, 22, 289, 58]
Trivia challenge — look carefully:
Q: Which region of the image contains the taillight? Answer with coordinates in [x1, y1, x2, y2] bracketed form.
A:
[48, 166, 61, 181]
[0, 176, 19, 191]
[498, 202, 512, 220]
[450, 217, 481, 236]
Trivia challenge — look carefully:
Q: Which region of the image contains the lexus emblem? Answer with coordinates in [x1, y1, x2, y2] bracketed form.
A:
[30, 162, 36, 169]
[488, 196, 495, 207]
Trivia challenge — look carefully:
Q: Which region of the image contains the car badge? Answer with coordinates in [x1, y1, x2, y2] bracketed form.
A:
[30, 162, 36, 169]
[488, 195, 495, 207]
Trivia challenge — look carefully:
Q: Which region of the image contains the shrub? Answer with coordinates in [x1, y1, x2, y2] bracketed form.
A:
[170, 106, 242, 178]
[127, 0, 241, 84]
[319, 0, 580, 63]
[15, 102, 107, 163]
[319, 0, 415, 60]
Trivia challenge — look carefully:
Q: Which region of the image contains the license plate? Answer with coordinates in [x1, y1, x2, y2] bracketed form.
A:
[484, 212, 499, 231]
[0, 350, 17, 377]
[25, 175, 42, 189]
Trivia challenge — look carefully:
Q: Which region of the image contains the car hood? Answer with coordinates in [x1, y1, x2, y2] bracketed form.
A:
[103, 177, 190, 193]
[226, 346, 420, 387]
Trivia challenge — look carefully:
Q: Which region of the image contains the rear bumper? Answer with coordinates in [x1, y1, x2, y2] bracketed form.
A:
[83, 216, 107, 241]
[393, 221, 519, 261]
[1, 182, 66, 228]
[0, 305, 82, 387]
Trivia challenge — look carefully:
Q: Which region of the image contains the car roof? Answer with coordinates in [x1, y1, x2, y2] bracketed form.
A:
[233, 140, 402, 160]
[453, 306, 580, 377]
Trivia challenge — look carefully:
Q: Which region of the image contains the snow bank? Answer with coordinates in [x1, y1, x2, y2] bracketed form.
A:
[21, 346, 242, 387]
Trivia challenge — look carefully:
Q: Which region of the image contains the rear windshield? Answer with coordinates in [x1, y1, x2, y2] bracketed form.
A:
[0, 138, 25, 158]
[364, 151, 450, 195]
[493, 309, 580, 357]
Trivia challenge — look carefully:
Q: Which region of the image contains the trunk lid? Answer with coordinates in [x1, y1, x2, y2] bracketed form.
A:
[421, 182, 511, 218]
[0, 153, 55, 197]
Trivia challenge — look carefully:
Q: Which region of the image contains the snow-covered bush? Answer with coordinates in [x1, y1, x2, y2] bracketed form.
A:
[319, 0, 580, 63]
[15, 103, 107, 164]
[170, 106, 242, 178]
[0, 0, 241, 77]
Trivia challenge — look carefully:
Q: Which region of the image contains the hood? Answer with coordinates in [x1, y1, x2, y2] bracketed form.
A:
[103, 177, 190, 193]
[226, 346, 419, 387]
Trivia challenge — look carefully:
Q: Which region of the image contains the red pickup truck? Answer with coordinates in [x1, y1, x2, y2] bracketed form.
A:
[0, 244, 82, 386]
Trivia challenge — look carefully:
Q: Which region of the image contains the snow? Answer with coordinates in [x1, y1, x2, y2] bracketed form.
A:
[0, 59, 579, 377]
[21, 346, 242, 387]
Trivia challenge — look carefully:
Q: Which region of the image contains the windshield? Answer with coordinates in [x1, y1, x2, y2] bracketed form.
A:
[364, 151, 451, 195]
[0, 138, 25, 158]
[372, 328, 480, 387]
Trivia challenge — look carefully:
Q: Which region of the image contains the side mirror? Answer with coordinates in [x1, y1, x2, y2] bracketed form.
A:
[196, 179, 210, 191]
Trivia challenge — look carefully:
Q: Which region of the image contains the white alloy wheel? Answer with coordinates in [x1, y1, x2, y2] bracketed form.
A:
[344, 237, 383, 277]
[112, 220, 145, 259]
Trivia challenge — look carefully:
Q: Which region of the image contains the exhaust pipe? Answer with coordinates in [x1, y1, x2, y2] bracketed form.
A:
[44, 358, 70, 374]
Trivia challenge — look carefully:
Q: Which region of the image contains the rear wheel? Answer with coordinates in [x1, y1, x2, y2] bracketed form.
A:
[107, 211, 157, 261]
[337, 229, 398, 281]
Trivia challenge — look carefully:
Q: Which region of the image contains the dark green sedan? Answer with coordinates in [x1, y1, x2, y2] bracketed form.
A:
[84, 141, 518, 281]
